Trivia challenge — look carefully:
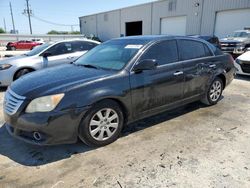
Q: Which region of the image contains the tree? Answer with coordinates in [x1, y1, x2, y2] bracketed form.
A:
[47, 30, 81, 35]
[0, 28, 6, 33]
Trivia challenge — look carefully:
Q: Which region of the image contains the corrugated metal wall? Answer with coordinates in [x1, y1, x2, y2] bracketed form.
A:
[79, 0, 250, 41]
[201, 0, 250, 35]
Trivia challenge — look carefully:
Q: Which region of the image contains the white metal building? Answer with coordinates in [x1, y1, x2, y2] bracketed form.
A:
[79, 0, 250, 41]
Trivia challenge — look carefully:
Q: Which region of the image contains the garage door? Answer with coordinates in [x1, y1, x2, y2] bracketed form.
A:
[160, 16, 187, 36]
[214, 9, 250, 38]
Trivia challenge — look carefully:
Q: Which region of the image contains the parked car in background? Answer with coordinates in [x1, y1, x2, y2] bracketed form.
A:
[3, 36, 235, 146]
[220, 30, 250, 54]
[235, 50, 250, 76]
[0, 39, 100, 86]
[31, 38, 45, 44]
[191, 35, 221, 49]
[6, 40, 43, 51]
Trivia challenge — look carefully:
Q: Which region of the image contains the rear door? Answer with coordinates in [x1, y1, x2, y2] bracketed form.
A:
[130, 40, 184, 116]
[177, 39, 217, 99]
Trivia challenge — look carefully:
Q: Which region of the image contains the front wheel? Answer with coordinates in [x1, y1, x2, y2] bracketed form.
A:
[79, 100, 124, 147]
[201, 77, 223, 106]
[14, 69, 33, 80]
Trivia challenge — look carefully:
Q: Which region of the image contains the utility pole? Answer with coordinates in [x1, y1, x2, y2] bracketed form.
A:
[3, 18, 7, 32]
[9, 2, 16, 33]
[25, 0, 32, 34]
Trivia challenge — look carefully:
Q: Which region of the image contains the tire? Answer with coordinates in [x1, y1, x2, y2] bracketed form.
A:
[79, 100, 124, 147]
[14, 69, 32, 80]
[11, 46, 16, 51]
[201, 77, 224, 106]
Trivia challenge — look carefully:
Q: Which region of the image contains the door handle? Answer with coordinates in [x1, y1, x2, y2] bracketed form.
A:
[174, 71, 184, 76]
[67, 56, 74, 59]
[209, 64, 216, 68]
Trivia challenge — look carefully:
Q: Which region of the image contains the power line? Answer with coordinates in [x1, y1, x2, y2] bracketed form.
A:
[31, 15, 79, 27]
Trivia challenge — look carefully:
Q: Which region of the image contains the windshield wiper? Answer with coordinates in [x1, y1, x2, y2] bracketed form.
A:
[78, 64, 99, 69]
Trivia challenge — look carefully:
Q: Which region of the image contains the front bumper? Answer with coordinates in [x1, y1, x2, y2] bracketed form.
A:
[4, 107, 90, 145]
[0, 67, 16, 86]
[234, 62, 250, 76]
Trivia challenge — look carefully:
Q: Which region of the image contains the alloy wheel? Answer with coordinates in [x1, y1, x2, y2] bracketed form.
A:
[89, 108, 119, 141]
[209, 80, 222, 102]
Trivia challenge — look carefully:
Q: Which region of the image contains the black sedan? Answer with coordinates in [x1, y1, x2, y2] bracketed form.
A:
[3, 35, 235, 147]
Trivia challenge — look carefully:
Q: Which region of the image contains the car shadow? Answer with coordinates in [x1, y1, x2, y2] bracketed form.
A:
[235, 75, 250, 81]
[0, 101, 205, 167]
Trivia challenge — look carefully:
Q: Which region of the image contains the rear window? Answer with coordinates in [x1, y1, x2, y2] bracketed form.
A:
[178, 40, 212, 60]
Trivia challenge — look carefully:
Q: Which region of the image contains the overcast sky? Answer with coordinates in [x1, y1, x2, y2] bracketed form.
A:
[0, 0, 156, 34]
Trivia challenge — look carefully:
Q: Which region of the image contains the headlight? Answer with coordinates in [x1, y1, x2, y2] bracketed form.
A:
[25, 94, 64, 113]
[0, 64, 12, 70]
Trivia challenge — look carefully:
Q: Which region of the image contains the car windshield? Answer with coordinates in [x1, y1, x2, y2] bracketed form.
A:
[233, 32, 248, 38]
[24, 43, 52, 56]
[74, 40, 146, 70]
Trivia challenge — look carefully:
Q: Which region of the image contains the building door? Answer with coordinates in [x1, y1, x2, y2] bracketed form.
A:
[126, 21, 143, 36]
[160, 16, 187, 36]
[214, 9, 250, 38]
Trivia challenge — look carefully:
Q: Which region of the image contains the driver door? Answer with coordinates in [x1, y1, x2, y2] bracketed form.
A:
[129, 40, 184, 118]
[41, 42, 75, 68]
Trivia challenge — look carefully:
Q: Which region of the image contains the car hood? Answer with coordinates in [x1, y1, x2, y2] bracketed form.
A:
[10, 64, 114, 98]
[220, 37, 246, 43]
[0, 54, 33, 65]
[237, 51, 250, 62]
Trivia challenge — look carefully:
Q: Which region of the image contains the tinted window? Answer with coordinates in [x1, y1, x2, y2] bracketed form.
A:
[204, 44, 213, 56]
[140, 40, 178, 65]
[47, 42, 73, 56]
[179, 40, 208, 60]
[72, 41, 98, 52]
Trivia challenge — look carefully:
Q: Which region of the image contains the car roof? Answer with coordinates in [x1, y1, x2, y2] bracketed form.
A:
[52, 38, 101, 44]
[110, 35, 208, 44]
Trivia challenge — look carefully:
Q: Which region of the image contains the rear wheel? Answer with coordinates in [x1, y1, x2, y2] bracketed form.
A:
[201, 77, 223, 106]
[79, 100, 124, 147]
[14, 69, 33, 80]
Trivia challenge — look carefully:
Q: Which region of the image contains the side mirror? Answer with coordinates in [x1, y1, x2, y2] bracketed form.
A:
[42, 51, 52, 58]
[133, 59, 158, 72]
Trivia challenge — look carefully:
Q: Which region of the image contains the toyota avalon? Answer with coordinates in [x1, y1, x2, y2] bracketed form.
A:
[3, 36, 235, 146]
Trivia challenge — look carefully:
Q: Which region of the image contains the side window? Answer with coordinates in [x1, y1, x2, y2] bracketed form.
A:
[178, 40, 207, 60]
[72, 41, 98, 52]
[47, 42, 73, 56]
[204, 44, 213, 57]
[140, 40, 178, 66]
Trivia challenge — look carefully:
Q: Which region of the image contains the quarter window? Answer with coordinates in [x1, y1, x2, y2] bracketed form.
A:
[140, 40, 178, 65]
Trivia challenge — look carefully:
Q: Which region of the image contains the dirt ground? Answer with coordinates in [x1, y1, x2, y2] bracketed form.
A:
[0, 76, 250, 188]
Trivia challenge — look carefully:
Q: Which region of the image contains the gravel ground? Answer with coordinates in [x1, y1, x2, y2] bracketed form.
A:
[0, 76, 250, 188]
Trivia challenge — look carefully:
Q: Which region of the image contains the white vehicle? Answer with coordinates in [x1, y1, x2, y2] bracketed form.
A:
[30, 38, 45, 44]
[0, 39, 100, 86]
[235, 49, 250, 76]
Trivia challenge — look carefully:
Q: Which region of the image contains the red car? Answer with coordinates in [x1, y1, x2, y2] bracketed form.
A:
[6, 40, 42, 51]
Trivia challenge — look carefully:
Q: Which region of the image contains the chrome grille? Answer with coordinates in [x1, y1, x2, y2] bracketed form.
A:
[4, 89, 26, 115]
